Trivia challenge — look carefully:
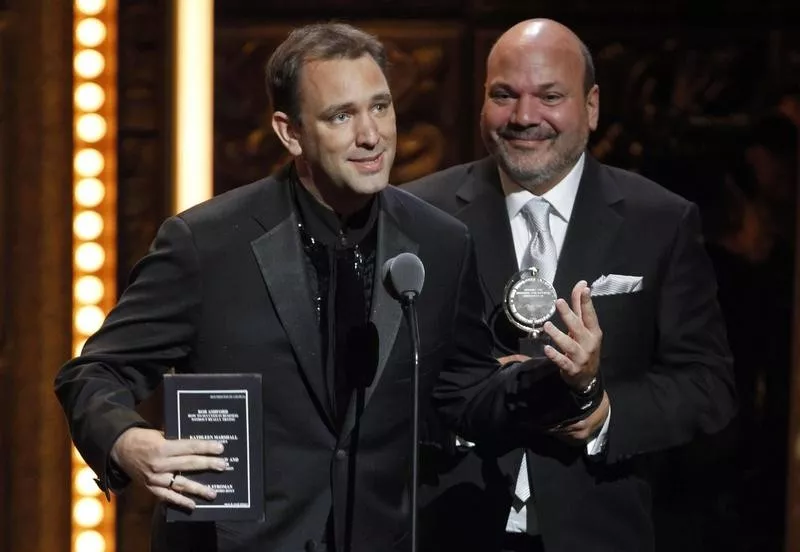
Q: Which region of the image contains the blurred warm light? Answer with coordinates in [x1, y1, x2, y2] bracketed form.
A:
[74, 50, 105, 79]
[173, 0, 213, 211]
[75, 305, 105, 335]
[77, 114, 107, 143]
[74, 339, 87, 358]
[75, 275, 105, 304]
[76, 0, 106, 16]
[74, 467, 102, 496]
[75, 243, 105, 272]
[75, 83, 105, 112]
[74, 497, 105, 528]
[76, 18, 106, 48]
[72, 446, 86, 463]
[72, 2, 118, 550]
[74, 530, 106, 552]
[74, 211, 104, 241]
[74, 149, 104, 177]
[75, 178, 105, 207]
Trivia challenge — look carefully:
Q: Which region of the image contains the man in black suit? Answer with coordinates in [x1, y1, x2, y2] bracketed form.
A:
[55, 22, 603, 552]
[405, 19, 736, 552]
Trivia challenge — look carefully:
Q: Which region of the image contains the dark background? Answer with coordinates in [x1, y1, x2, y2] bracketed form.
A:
[1, 1, 798, 550]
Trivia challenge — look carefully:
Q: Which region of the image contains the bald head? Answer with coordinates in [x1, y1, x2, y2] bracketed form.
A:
[488, 19, 595, 95]
[479, 18, 600, 194]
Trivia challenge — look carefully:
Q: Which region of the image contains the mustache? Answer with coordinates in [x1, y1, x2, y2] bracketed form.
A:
[498, 126, 557, 141]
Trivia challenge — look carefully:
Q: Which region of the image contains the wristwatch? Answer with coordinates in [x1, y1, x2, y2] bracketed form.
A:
[575, 376, 599, 398]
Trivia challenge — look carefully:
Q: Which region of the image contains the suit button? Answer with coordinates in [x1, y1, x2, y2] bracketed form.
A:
[335, 449, 347, 460]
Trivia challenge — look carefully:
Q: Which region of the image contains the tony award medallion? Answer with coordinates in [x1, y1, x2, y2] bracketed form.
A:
[503, 267, 557, 358]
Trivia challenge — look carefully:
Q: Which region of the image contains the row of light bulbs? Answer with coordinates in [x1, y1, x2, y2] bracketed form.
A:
[72, 0, 116, 551]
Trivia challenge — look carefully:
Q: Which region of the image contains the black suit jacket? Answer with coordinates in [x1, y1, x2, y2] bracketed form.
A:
[55, 168, 544, 552]
[403, 156, 736, 552]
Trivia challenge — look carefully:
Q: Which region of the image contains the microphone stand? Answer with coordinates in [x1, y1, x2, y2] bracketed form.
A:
[401, 291, 420, 552]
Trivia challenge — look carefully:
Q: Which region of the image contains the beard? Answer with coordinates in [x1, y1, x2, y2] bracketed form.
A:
[487, 125, 588, 192]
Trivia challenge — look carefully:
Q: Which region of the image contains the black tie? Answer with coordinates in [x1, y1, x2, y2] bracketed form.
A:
[332, 234, 377, 426]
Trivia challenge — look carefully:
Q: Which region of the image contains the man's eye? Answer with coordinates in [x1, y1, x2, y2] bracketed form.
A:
[331, 113, 350, 123]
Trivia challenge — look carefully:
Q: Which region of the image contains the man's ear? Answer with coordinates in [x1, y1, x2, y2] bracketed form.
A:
[586, 84, 600, 132]
[271, 111, 302, 156]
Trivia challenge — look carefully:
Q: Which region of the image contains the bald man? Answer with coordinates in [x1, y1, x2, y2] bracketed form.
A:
[406, 19, 736, 552]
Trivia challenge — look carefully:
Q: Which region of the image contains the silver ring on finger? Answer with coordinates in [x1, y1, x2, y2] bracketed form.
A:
[167, 473, 177, 490]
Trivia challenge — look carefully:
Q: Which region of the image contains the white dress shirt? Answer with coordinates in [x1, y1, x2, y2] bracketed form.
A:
[502, 154, 611, 533]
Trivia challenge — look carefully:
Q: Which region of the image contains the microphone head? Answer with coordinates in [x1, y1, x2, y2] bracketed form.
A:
[382, 252, 425, 300]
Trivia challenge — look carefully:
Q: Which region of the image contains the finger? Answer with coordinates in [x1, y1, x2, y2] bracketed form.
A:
[564, 430, 590, 442]
[163, 438, 225, 457]
[543, 344, 580, 377]
[148, 484, 199, 510]
[497, 354, 530, 365]
[550, 415, 588, 433]
[153, 454, 229, 474]
[554, 298, 587, 341]
[553, 422, 591, 441]
[168, 474, 218, 501]
[571, 281, 587, 320]
[543, 322, 583, 362]
[551, 420, 582, 433]
[143, 470, 177, 489]
[547, 422, 571, 434]
[580, 285, 601, 333]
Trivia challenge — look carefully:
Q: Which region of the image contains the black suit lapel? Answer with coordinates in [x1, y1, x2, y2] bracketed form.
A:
[339, 189, 418, 441]
[454, 159, 518, 309]
[250, 174, 336, 432]
[554, 156, 624, 301]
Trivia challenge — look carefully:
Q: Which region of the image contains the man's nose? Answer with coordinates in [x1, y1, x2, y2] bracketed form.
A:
[355, 113, 379, 148]
[509, 96, 541, 127]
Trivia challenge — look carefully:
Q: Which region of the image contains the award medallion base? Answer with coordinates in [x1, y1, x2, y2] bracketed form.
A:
[519, 333, 551, 360]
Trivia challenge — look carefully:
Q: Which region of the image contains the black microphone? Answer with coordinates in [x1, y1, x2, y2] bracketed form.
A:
[382, 252, 425, 552]
[382, 252, 425, 303]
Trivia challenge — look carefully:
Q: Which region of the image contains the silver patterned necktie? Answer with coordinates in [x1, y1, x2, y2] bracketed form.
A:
[522, 197, 557, 283]
[512, 197, 557, 519]
[512, 455, 531, 511]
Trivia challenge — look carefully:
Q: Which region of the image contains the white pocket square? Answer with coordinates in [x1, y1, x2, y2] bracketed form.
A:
[590, 274, 643, 296]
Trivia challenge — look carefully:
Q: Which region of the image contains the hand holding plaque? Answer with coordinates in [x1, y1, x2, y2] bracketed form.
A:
[502, 266, 558, 359]
[163, 373, 264, 522]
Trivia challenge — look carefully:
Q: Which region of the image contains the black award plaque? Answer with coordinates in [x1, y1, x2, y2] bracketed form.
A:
[163, 373, 263, 522]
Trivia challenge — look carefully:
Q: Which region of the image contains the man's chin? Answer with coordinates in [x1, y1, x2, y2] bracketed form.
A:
[345, 172, 390, 195]
[499, 152, 549, 177]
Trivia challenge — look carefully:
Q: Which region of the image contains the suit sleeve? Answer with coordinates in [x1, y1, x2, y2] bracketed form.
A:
[54, 215, 202, 492]
[604, 203, 736, 463]
[431, 231, 544, 441]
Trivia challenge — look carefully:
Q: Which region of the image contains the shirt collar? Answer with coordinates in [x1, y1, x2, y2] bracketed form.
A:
[503, 153, 585, 223]
[292, 166, 379, 248]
